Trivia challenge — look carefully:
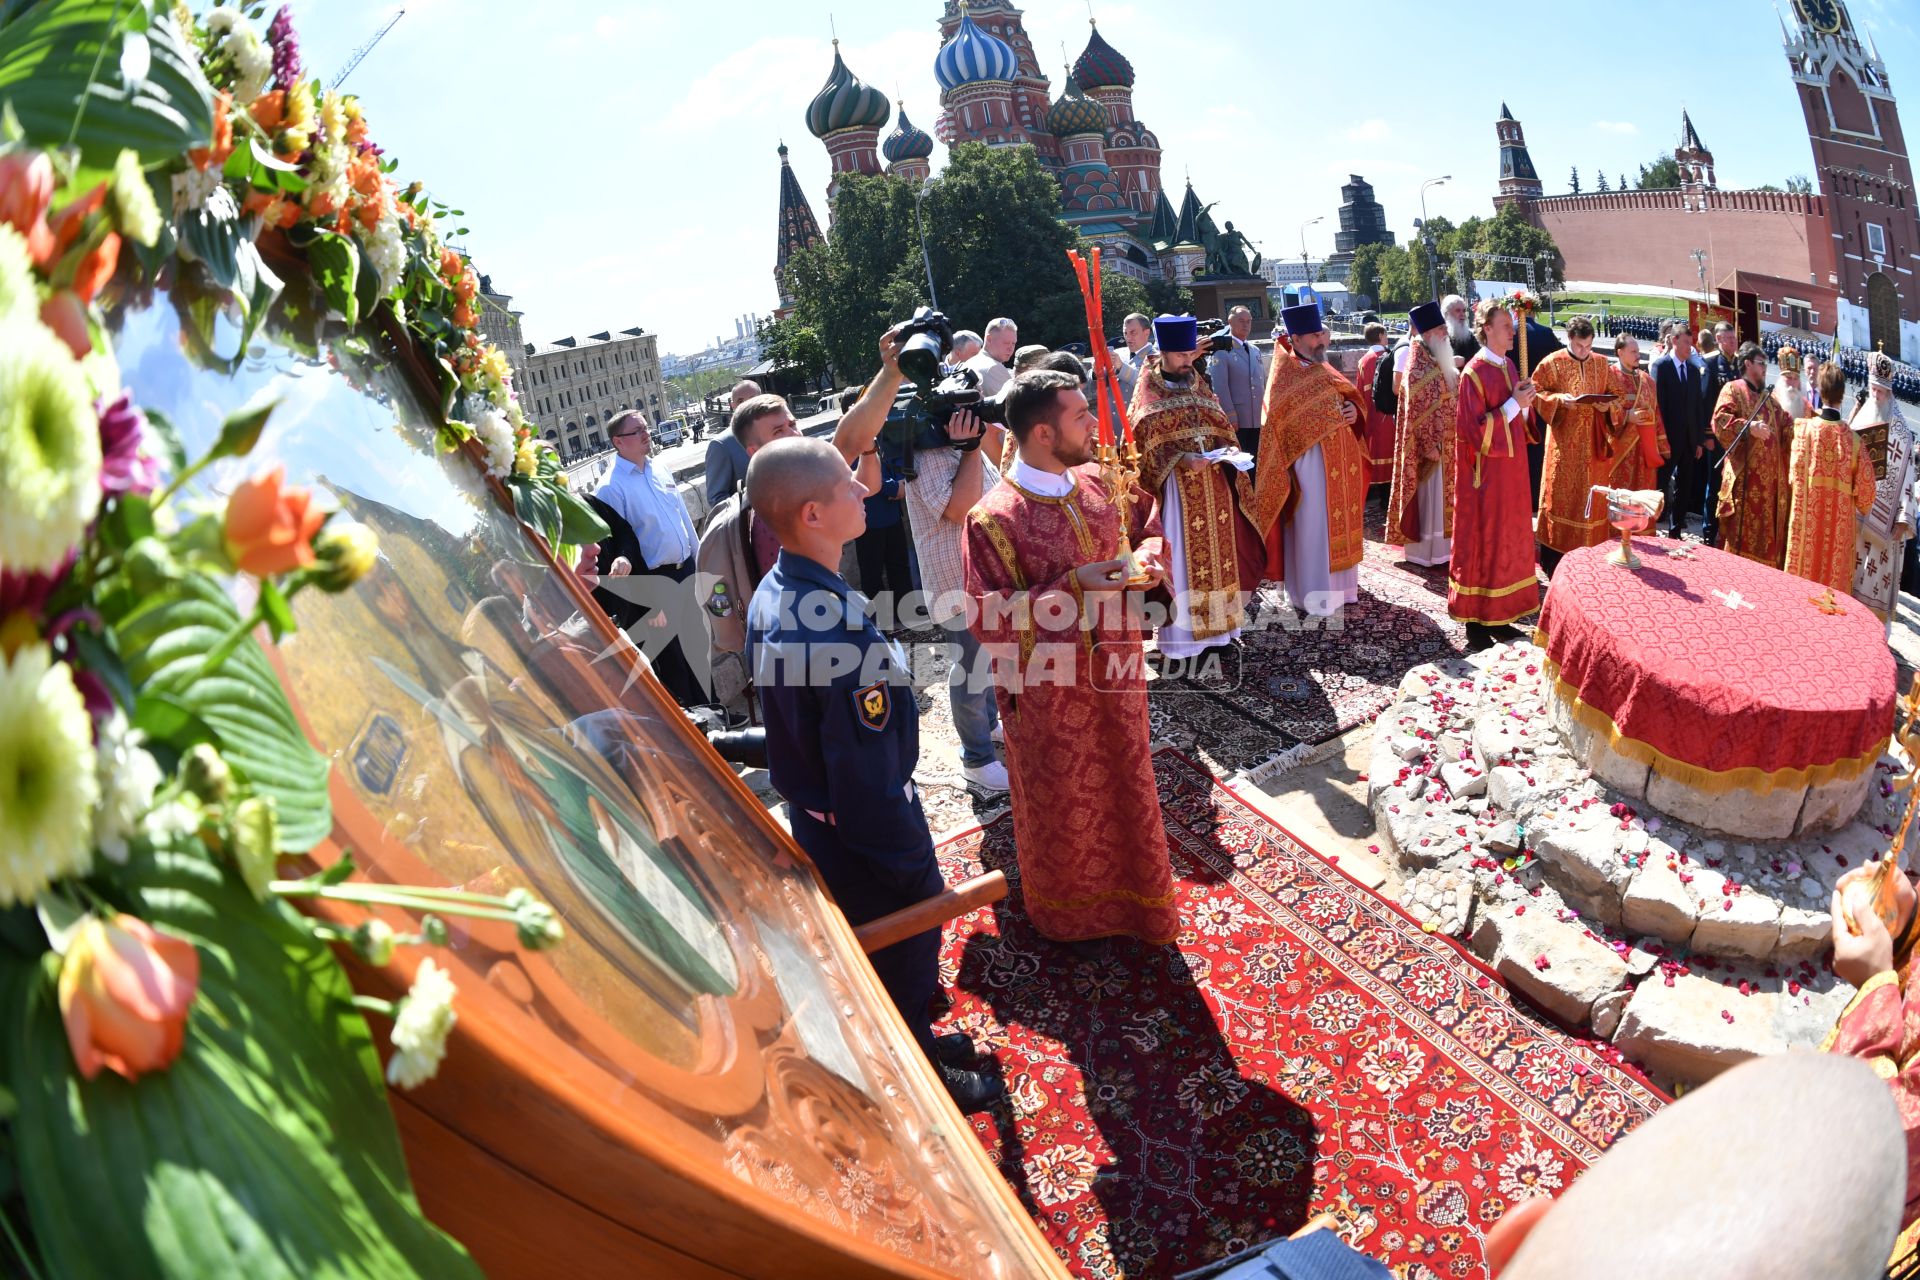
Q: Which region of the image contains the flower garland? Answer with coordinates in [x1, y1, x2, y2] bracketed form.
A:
[0, 4, 595, 1274]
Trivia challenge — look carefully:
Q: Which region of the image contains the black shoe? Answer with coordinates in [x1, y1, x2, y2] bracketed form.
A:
[940, 1062, 1004, 1113]
[933, 1031, 980, 1066]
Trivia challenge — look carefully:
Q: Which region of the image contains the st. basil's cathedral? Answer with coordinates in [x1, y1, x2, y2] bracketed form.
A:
[774, 2, 1264, 321]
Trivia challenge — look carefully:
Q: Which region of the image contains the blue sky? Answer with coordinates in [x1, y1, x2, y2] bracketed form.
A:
[291, 1, 1919, 356]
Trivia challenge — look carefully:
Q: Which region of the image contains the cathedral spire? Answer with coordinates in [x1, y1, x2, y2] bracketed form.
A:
[774, 142, 823, 315]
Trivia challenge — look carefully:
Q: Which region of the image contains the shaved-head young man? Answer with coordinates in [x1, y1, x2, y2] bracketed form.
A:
[744, 438, 1001, 1114]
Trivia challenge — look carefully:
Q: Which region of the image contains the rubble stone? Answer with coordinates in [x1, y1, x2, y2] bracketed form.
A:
[1612, 969, 1854, 1082]
[1471, 905, 1628, 1025]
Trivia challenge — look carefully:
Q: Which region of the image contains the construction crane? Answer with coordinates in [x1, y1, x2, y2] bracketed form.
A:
[331, 6, 406, 89]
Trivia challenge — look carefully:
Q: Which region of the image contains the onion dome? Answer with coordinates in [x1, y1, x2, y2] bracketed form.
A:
[806, 42, 890, 137]
[883, 107, 934, 163]
[935, 10, 1018, 92]
[1072, 23, 1133, 90]
[1047, 73, 1108, 138]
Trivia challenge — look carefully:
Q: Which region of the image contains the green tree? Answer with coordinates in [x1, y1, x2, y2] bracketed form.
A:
[1597, 171, 1610, 192]
[1145, 277, 1194, 317]
[1636, 152, 1681, 189]
[1469, 202, 1563, 285]
[1347, 241, 1392, 309]
[1374, 243, 1420, 309]
[782, 172, 921, 381]
[1027, 269, 1149, 348]
[1786, 174, 1814, 195]
[755, 316, 830, 383]
[1570, 166, 1581, 194]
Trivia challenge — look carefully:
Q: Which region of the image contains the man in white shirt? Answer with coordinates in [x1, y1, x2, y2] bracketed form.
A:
[593, 410, 703, 704]
[949, 329, 983, 368]
[1210, 305, 1268, 457]
[961, 316, 1018, 399]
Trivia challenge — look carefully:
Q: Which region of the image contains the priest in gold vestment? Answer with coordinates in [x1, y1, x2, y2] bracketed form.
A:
[962, 369, 1180, 947]
[1532, 316, 1630, 565]
[1257, 300, 1371, 616]
[1606, 334, 1667, 492]
[1386, 300, 1457, 567]
[1711, 341, 1793, 567]
[1129, 315, 1262, 658]
[1784, 362, 1877, 593]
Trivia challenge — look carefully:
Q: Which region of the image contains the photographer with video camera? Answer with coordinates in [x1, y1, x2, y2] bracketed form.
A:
[837, 314, 1012, 794]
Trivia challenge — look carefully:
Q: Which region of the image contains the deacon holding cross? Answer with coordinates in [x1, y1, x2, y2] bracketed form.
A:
[1448, 299, 1540, 645]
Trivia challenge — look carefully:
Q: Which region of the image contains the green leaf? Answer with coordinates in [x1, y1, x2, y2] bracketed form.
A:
[111, 574, 330, 852]
[99, 491, 155, 550]
[505, 474, 559, 546]
[212, 392, 278, 463]
[0, 846, 481, 1279]
[232, 236, 285, 354]
[307, 231, 360, 326]
[143, 405, 187, 472]
[0, 6, 213, 168]
[178, 188, 244, 292]
[256, 577, 296, 641]
[553, 486, 610, 545]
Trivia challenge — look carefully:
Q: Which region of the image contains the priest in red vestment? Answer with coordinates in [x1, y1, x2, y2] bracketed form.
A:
[1606, 334, 1667, 493]
[962, 369, 1180, 948]
[1387, 301, 1458, 567]
[1449, 299, 1540, 639]
[1256, 300, 1371, 616]
[1356, 323, 1397, 486]
[1532, 315, 1631, 568]
[1711, 341, 1794, 568]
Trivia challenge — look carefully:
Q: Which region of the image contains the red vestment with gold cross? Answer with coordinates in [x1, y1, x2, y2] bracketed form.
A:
[1387, 336, 1457, 547]
[1712, 377, 1794, 568]
[1448, 350, 1540, 625]
[1606, 362, 1667, 492]
[1532, 348, 1633, 553]
[961, 465, 1180, 944]
[1785, 411, 1878, 592]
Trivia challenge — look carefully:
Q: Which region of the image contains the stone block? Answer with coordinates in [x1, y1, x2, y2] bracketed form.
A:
[1440, 761, 1487, 799]
[1535, 819, 1631, 900]
[1485, 822, 1523, 855]
[1795, 769, 1873, 836]
[1488, 765, 1557, 827]
[1643, 770, 1805, 840]
[1690, 888, 1781, 962]
[1473, 718, 1524, 773]
[1612, 969, 1855, 1084]
[1621, 855, 1697, 946]
[1591, 987, 1630, 1038]
[1475, 904, 1629, 1025]
[1774, 905, 1832, 963]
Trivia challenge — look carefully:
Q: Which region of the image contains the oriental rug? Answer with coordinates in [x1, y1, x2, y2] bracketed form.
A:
[934, 748, 1663, 1280]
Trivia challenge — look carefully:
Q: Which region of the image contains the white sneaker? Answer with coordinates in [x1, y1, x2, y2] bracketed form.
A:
[962, 759, 1010, 793]
[990, 723, 1005, 745]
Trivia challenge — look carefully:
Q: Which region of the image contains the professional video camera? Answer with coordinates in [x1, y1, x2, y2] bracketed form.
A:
[1196, 318, 1235, 353]
[880, 308, 1008, 479]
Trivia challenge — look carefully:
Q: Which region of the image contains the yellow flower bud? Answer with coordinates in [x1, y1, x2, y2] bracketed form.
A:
[311, 518, 379, 593]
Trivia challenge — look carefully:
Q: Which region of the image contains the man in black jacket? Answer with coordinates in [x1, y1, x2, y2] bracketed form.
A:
[1698, 321, 1741, 544]
[1651, 321, 1709, 537]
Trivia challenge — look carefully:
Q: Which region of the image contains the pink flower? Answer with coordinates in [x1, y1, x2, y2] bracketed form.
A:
[96, 391, 161, 498]
[58, 914, 200, 1081]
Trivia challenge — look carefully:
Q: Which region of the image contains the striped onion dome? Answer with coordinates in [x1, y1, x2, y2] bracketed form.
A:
[805, 43, 890, 137]
[882, 108, 934, 162]
[934, 11, 1018, 92]
[1047, 73, 1108, 138]
[1072, 24, 1133, 90]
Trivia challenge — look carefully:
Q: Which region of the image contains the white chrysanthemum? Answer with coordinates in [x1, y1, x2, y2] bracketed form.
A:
[0, 224, 35, 326]
[363, 207, 406, 296]
[0, 645, 99, 905]
[385, 957, 457, 1089]
[318, 92, 348, 149]
[0, 322, 103, 573]
[473, 406, 515, 478]
[170, 165, 225, 218]
[93, 710, 163, 864]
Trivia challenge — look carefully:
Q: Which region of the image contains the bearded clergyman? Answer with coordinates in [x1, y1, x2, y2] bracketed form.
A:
[1386, 300, 1459, 567]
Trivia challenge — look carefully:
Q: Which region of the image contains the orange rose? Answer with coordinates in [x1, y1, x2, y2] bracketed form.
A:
[438, 247, 462, 282]
[189, 90, 234, 172]
[58, 914, 200, 1082]
[224, 464, 326, 577]
[249, 90, 286, 135]
[69, 230, 120, 304]
[0, 148, 55, 263]
[39, 291, 90, 359]
[47, 183, 105, 259]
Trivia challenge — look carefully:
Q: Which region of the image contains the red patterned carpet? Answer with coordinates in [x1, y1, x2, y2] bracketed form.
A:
[935, 749, 1664, 1280]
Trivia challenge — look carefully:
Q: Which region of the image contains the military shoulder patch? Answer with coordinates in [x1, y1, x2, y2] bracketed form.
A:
[853, 681, 890, 732]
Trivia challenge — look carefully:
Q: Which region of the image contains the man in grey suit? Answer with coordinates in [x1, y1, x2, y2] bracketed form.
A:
[1211, 305, 1268, 457]
[1651, 322, 1708, 537]
[702, 379, 760, 514]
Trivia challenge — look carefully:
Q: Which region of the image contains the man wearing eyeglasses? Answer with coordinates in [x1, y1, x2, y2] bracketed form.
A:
[591, 409, 704, 705]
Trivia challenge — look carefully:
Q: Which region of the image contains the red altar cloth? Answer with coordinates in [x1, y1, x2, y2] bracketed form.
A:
[1534, 540, 1895, 791]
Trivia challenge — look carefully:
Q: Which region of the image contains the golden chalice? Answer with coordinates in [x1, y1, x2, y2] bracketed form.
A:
[1587, 486, 1666, 570]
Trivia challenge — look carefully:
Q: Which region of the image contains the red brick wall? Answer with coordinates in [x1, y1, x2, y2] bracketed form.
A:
[1522, 190, 1834, 297]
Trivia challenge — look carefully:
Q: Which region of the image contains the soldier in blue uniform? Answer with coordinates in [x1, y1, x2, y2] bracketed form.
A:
[743, 438, 1002, 1113]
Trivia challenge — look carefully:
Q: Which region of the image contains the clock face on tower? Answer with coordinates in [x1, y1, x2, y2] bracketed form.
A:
[1798, 0, 1844, 34]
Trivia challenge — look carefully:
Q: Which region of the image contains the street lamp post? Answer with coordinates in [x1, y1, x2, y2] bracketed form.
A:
[1419, 175, 1450, 301]
[1299, 216, 1323, 290]
[914, 180, 939, 310]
